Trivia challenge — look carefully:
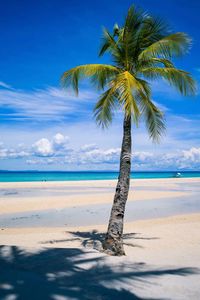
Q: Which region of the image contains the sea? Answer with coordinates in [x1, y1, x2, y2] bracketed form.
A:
[0, 171, 200, 182]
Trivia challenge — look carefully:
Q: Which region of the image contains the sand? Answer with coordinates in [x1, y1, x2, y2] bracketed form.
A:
[0, 177, 198, 215]
[0, 178, 200, 299]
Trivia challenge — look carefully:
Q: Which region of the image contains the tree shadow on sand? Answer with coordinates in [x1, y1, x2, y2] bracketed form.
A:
[41, 230, 159, 249]
[0, 245, 199, 300]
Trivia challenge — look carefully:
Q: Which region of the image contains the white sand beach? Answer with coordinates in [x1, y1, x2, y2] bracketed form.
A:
[0, 178, 200, 299]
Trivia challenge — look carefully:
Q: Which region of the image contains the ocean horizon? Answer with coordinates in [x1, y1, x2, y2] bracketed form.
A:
[0, 170, 200, 182]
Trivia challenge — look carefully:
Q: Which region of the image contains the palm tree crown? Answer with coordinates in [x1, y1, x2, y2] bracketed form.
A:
[61, 5, 196, 256]
[61, 5, 196, 141]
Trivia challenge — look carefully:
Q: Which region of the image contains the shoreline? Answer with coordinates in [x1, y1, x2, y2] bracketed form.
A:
[0, 178, 199, 216]
[0, 176, 200, 187]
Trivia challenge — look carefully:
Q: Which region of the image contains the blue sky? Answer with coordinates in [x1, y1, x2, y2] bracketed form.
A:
[0, 0, 200, 171]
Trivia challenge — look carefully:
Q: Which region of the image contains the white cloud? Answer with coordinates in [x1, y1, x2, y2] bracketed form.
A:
[134, 151, 153, 162]
[0, 143, 29, 159]
[182, 147, 200, 164]
[140, 148, 200, 170]
[182, 147, 200, 161]
[32, 133, 70, 157]
[53, 133, 66, 144]
[80, 144, 98, 152]
[26, 158, 55, 165]
[78, 148, 121, 164]
[52, 133, 69, 150]
[0, 81, 13, 90]
[33, 138, 54, 157]
[1, 132, 200, 170]
[0, 85, 97, 122]
[26, 145, 200, 170]
[0, 133, 70, 160]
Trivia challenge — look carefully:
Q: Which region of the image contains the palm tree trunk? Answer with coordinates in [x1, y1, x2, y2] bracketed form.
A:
[103, 114, 131, 255]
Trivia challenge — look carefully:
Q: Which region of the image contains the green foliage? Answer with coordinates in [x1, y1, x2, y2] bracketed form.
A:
[140, 67, 196, 96]
[61, 64, 119, 93]
[61, 5, 196, 142]
[139, 33, 192, 61]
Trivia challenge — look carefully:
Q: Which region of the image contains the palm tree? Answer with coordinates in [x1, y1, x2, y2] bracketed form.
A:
[61, 5, 196, 256]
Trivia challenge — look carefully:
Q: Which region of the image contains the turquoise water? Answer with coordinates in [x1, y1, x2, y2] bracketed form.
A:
[0, 171, 200, 182]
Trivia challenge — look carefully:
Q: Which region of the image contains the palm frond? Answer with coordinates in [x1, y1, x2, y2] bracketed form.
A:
[94, 87, 117, 128]
[137, 57, 174, 73]
[141, 67, 196, 96]
[136, 16, 167, 50]
[120, 5, 144, 68]
[123, 5, 143, 38]
[114, 71, 141, 122]
[135, 78, 152, 98]
[147, 58, 175, 68]
[99, 28, 121, 57]
[61, 64, 119, 93]
[139, 33, 192, 60]
[128, 78, 165, 142]
[144, 102, 165, 142]
[133, 79, 165, 141]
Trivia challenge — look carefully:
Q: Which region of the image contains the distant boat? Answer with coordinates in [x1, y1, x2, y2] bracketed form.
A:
[174, 172, 181, 178]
